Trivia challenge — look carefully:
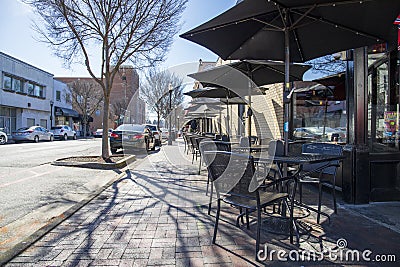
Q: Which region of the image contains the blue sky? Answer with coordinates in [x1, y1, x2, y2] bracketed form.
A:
[0, 0, 237, 77]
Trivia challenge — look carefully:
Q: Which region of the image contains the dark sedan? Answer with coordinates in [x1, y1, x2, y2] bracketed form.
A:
[110, 124, 156, 154]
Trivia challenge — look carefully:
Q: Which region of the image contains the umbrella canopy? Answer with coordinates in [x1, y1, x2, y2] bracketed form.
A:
[188, 60, 310, 89]
[189, 97, 248, 105]
[184, 87, 235, 99]
[180, 0, 399, 62]
[181, 0, 399, 157]
[184, 104, 224, 113]
[184, 86, 262, 99]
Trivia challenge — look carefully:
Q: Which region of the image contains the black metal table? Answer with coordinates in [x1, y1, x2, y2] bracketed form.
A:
[253, 154, 345, 240]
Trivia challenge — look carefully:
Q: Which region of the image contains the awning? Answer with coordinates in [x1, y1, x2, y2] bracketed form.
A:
[55, 107, 80, 118]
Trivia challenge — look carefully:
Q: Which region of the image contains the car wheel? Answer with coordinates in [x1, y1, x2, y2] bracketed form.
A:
[111, 148, 117, 154]
[34, 135, 39, 143]
[73, 134, 77, 140]
[63, 134, 68, 141]
[0, 135, 6, 145]
[49, 135, 54, 142]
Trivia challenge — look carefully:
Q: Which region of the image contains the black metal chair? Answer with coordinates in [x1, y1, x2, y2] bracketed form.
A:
[299, 143, 343, 223]
[204, 151, 297, 260]
[199, 140, 232, 214]
[189, 136, 201, 163]
[183, 134, 192, 155]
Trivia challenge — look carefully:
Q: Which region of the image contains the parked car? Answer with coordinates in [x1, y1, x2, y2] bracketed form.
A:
[93, 129, 103, 138]
[51, 125, 77, 140]
[12, 126, 54, 143]
[0, 128, 7, 145]
[144, 124, 161, 146]
[160, 128, 169, 140]
[93, 128, 113, 138]
[293, 127, 346, 142]
[109, 124, 156, 154]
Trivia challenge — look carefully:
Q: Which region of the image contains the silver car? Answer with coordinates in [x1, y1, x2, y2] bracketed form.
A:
[12, 126, 54, 143]
[51, 125, 77, 140]
[0, 129, 7, 145]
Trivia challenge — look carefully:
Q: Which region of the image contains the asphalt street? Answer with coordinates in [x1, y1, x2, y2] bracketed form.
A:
[0, 138, 114, 228]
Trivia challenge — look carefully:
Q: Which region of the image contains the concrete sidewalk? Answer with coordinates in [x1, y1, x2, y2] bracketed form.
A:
[5, 141, 400, 266]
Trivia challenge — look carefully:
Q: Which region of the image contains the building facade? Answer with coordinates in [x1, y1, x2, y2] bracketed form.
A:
[52, 79, 78, 129]
[0, 52, 54, 136]
[56, 65, 146, 134]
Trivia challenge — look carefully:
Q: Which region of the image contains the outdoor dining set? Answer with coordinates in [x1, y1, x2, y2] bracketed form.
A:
[181, 132, 344, 261]
[177, 0, 399, 262]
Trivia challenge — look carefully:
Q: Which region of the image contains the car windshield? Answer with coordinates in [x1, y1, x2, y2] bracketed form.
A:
[51, 127, 62, 130]
[116, 125, 144, 132]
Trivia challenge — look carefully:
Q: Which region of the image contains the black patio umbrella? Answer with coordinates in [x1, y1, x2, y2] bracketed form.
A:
[188, 60, 310, 89]
[184, 87, 239, 99]
[180, 0, 400, 155]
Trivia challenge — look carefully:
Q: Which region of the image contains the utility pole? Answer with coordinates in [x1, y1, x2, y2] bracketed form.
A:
[168, 84, 173, 145]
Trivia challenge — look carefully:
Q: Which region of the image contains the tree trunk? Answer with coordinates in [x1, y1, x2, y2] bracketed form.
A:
[82, 122, 87, 138]
[102, 96, 110, 159]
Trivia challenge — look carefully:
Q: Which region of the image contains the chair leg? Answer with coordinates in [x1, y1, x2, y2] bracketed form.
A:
[255, 207, 262, 261]
[212, 199, 221, 244]
[246, 209, 250, 229]
[208, 182, 213, 215]
[299, 183, 303, 203]
[332, 177, 337, 214]
[192, 151, 195, 164]
[198, 156, 202, 175]
[238, 208, 244, 226]
[206, 174, 210, 196]
[317, 182, 323, 224]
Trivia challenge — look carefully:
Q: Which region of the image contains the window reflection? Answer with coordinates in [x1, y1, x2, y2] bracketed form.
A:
[293, 80, 347, 144]
[368, 55, 399, 152]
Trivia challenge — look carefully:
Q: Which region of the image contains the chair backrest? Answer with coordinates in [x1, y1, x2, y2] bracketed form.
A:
[302, 143, 343, 175]
[183, 134, 191, 146]
[239, 136, 259, 147]
[205, 151, 256, 198]
[221, 135, 230, 142]
[200, 140, 231, 167]
[268, 139, 285, 156]
[190, 136, 199, 149]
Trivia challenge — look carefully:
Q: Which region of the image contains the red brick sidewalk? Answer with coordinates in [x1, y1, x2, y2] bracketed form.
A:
[5, 143, 400, 266]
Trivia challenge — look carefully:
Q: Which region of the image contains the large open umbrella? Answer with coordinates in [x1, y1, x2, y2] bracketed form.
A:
[188, 60, 310, 89]
[181, 0, 400, 156]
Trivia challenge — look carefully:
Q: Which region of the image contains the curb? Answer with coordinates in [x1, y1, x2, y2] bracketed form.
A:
[51, 155, 136, 169]
[0, 161, 139, 265]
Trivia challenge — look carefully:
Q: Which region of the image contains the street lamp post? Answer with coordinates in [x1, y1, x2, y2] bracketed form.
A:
[168, 84, 173, 145]
[50, 100, 54, 128]
[177, 115, 180, 136]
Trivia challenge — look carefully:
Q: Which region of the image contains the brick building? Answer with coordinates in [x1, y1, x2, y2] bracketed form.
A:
[56, 65, 146, 134]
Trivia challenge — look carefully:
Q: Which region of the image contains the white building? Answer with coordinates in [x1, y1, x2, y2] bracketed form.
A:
[53, 79, 78, 128]
[0, 52, 54, 135]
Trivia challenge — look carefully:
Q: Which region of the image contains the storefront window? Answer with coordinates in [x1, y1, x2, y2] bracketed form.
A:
[0, 106, 17, 135]
[368, 53, 399, 152]
[293, 81, 347, 143]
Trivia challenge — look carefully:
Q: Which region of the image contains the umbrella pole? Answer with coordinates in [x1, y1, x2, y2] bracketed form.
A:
[283, 11, 291, 177]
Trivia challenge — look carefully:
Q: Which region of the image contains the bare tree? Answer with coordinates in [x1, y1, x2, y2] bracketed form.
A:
[26, 0, 187, 159]
[308, 55, 346, 75]
[140, 69, 184, 129]
[69, 80, 103, 137]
